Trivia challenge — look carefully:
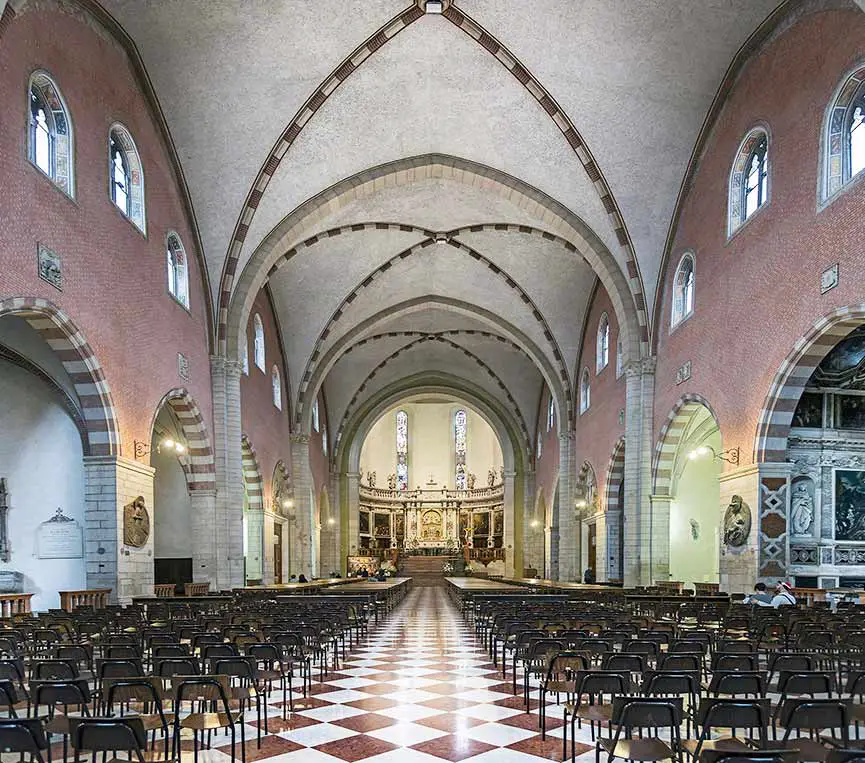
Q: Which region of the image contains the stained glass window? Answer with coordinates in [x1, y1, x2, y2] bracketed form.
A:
[166, 233, 189, 308]
[28, 73, 73, 196]
[312, 399, 320, 433]
[108, 125, 145, 231]
[672, 253, 695, 328]
[744, 136, 768, 219]
[253, 314, 265, 371]
[580, 368, 591, 414]
[616, 335, 624, 378]
[110, 134, 130, 216]
[271, 366, 281, 409]
[596, 313, 610, 373]
[455, 409, 467, 489]
[396, 410, 408, 491]
[546, 397, 555, 432]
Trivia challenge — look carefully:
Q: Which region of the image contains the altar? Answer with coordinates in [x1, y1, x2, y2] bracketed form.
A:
[409, 506, 459, 547]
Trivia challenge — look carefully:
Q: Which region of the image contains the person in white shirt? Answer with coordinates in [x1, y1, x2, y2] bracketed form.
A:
[770, 581, 797, 607]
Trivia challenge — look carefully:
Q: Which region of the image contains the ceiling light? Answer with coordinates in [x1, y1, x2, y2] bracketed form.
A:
[425, 0, 443, 12]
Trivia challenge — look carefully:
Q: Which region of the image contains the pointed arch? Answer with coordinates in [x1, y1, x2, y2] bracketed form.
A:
[240, 435, 264, 513]
[604, 437, 626, 513]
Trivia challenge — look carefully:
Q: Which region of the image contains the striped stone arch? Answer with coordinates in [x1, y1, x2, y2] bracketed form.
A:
[0, 297, 120, 456]
[604, 437, 626, 513]
[755, 305, 865, 463]
[153, 389, 216, 491]
[653, 393, 719, 496]
[241, 435, 264, 512]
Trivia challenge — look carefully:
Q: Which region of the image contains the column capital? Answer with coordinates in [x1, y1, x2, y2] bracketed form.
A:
[558, 431, 576, 444]
[210, 355, 243, 378]
[624, 356, 657, 378]
[290, 433, 311, 445]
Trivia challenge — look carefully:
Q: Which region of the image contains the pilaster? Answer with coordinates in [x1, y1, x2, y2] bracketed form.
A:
[83, 455, 155, 604]
[189, 489, 218, 584]
[290, 433, 314, 579]
[556, 432, 577, 581]
[503, 470, 516, 577]
[210, 356, 245, 589]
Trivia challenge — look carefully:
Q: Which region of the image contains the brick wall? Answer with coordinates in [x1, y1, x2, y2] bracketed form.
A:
[573, 283, 627, 489]
[0, 4, 213, 453]
[655, 7, 865, 467]
[239, 288, 292, 509]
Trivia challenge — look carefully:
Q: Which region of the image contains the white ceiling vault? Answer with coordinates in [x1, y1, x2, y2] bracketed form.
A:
[97, 0, 785, 447]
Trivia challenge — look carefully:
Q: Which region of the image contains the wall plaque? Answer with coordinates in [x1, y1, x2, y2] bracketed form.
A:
[36, 508, 83, 559]
[37, 243, 62, 291]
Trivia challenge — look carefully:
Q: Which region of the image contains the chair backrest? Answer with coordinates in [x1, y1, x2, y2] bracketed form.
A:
[659, 654, 700, 672]
[768, 653, 813, 677]
[0, 718, 49, 755]
[103, 677, 162, 708]
[71, 717, 146, 754]
[610, 695, 683, 729]
[708, 671, 767, 697]
[641, 670, 700, 698]
[96, 658, 143, 679]
[778, 698, 849, 738]
[210, 656, 256, 680]
[246, 643, 280, 663]
[32, 659, 78, 680]
[603, 653, 646, 674]
[827, 751, 865, 763]
[713, 653, 759, 672]
[696, 698, 770, 735]
[777, 670, 835, 697]
[577, 670, 630, 697]
[154, 656, 200, 677]
[31, 679, 92, 708]
[700, 751, 794, 763]
[172, 674, 233, 710]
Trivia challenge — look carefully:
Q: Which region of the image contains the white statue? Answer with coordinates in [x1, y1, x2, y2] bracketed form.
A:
[791, 482, 814, 535]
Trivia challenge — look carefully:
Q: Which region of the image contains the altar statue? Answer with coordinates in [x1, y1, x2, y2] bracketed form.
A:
[791, 482, 814, 535]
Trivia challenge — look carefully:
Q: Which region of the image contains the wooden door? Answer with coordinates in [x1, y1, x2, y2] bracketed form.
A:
[587, 522, 597, 577]
[273, 522, 283, 584]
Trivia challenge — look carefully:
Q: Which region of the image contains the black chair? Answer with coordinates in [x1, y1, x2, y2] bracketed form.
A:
[777, 698, 850, 761]
[172, 675, 245, 763]
[103, 677, 174, 760]
[564, 671, 631, 756]
[246, 643, 293, 716]
[596, 696, 682, 763]
[682, 698, 770, 761]
[0, 717, 49, 763]
[70, 716, 147, 763]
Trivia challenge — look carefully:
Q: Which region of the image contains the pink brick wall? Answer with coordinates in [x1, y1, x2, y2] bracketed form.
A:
[574, 284, 626, 494]
[0, 5, 213, 456]
[655, 7, 865, 470]
[240, 289, 292, 507]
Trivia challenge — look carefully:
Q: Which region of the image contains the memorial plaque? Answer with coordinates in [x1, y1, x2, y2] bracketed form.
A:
[36, 508, 83, 559]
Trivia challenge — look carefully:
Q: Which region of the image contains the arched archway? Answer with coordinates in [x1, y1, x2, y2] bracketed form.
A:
[241, 435, 264, 583]
[599, 437, 625, 583]
[0, 298, 120, 456]
[337, 373, 528, 578]
[654, 397, 722, 589]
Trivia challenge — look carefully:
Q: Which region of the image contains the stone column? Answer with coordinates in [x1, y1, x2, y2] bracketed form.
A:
[290, 434, 314, 579]
[647, 493, 671, 584]
[211, 357, 245, 589]
[345, 472, 360, 563]
[623, 357, 656, 586]
[556, 432, 577, 581]
[189, 489, 218, 583]
[83, 456, 155, 604]
[503, 470, 516, 577]
[522, 470, 542, 575]
[245, 509, 264, 581]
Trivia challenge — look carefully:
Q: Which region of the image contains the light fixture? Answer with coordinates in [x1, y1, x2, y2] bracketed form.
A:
[575, 498, 587, 509]
[688, 444, 740, 465]
[133, 438, 187, 459]
[530, 519, 540, 529]
[327, 517, 336, 526]
[425, 0, 443, 13]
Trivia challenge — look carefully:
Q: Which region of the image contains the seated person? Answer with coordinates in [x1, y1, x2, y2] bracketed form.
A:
[770, 581, 797, 607]
[583, 568, 596, 584]
[743, 581, 773, 606]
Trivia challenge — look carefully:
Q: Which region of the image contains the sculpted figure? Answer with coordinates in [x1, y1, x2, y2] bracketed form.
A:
[123, 496, 150, 548]
[723, 495, 751, 548]
[791, 482, 814, 535]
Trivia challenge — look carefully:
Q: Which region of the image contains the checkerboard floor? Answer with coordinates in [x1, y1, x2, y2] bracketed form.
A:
[182, 586, 598, 763]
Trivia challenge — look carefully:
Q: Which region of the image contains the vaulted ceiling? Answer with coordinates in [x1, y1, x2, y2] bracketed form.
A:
[98, 0, 784, 450]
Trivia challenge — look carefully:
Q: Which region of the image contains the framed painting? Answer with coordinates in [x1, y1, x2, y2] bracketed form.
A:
[835, 469, 865, 541]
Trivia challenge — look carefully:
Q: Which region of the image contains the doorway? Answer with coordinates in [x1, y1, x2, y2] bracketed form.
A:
[587, 522, 597, 576]
[273, 522, 283, 584]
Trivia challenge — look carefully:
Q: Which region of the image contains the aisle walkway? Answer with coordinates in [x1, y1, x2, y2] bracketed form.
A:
[225, 586, 593, 763]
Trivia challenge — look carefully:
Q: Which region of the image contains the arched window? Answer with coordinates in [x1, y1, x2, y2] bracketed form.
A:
[671, 252, 695, 328]
[271, 366, 282, 409]
[596, 313, 610, 373]
[28, 72, 73, 196]
[580, 368, 591, 414]
[322, 424, 328, 457]
[536, 431, 543, 460]
[108, 125, 145, 232]
[312, 399, 320, 433]
[454, 409, 467, 489]
[729, 128, 769, 233]
[166, 233, 189, 308]
[546, 396, 555, 432]
[240, 331, 249, 375]
[615, 335, 624, 378]
[824, 66, 865, 199]
[396, 410, 408, 491]
[253, 314, 265, 371]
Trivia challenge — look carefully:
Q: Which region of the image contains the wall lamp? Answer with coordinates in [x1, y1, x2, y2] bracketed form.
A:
[688, 444, 740, 465]
[133, 438, 186, 460]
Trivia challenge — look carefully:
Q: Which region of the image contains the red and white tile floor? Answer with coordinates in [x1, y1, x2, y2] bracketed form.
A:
[198, 586, 596, 763]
